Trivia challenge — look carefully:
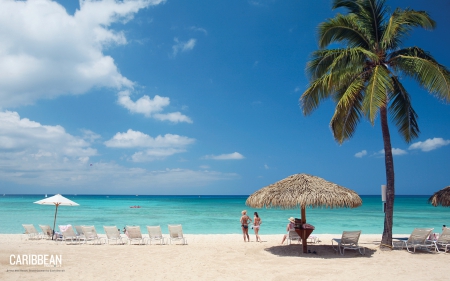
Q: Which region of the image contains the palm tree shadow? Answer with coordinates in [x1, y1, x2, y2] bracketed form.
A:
[264, 244, 376, 259]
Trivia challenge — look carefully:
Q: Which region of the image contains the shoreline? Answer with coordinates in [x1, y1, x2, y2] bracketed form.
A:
[1, 233, 447, 280]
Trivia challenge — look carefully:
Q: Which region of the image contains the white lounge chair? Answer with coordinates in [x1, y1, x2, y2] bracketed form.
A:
[168, 224, 187, 245]
[39, 225, 53, 240]
[403, 228, 434, 253]
[22, 224, 41, 240]
[332, 230, 365, 255]
[81, 225, 105, 245]
[104, 226, 126, 245]
[74, 225, 86, 242]
[433, 227, 450, 253]
[59, 225, 80, 244]
[286, 230, 301, 245]
[126, 226, 147, 245]
[147, 225, 165, 245]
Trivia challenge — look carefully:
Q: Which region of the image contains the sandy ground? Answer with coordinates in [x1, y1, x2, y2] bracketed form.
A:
[0, 233, 449, 281]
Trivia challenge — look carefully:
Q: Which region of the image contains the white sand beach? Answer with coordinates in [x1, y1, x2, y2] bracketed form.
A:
[1, 233, 449, 280]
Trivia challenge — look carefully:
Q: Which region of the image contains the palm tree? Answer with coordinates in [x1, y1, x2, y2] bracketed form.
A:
[300, 0, 450, 249]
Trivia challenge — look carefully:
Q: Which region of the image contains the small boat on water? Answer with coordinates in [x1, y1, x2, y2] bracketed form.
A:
[130, 205, 141, 208]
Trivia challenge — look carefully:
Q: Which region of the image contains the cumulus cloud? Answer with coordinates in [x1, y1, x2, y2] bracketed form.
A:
[172, 38, 196, 57]
[0, 110, 97, 167]
[104, 129, 195, 148]
[409, 138, 450, 152]
[203, 152, 245, 160]
[118, 90, 192, 123]
[104, 129, 195, 161]
[0, 111, 236, 191]
[355, 150, 367, 158]
[0, 0, 166, 108]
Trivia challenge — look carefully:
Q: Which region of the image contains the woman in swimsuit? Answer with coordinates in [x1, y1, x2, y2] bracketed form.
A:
[281, 217, 296, 244]
[253, 212, 262, 242]
[240, 210, 252, 242]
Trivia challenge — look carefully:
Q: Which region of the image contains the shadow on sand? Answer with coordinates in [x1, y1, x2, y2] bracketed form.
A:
[264, 243, 376, 259]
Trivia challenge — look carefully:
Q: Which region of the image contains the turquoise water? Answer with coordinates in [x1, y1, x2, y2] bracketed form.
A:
[0, 195, 447, 235]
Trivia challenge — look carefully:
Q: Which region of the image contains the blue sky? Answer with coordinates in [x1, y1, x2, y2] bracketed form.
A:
[0, 0, 449, 195]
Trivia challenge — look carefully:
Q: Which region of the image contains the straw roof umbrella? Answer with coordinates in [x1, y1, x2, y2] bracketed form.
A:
[246, 173, 362, 253]
[428, 186, 450, 207]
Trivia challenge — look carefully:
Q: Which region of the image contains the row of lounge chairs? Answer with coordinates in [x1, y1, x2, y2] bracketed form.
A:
[288, 227, 450, 256]
[393, 227, 450, 253]
[22, 224, 187, 245]
[330, 228, 450, 255]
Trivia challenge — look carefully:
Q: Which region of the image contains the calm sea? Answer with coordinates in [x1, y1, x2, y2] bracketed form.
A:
[0, 195, 447, 235]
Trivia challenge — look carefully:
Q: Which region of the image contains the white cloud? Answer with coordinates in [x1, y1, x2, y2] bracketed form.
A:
[104, 129, 194, 148]
[153, 112, 193, 123]
[409, 138, 450, 152]
[264, 164, 269, 169]
[377, 148, 407, 156]
[189, 26, 207, 35]
[0, 110, 96, 165]
[203, 152, 245, 160]
[104, 129, 195, 161]
[0, 0, 166, 108]
[117, 90, 192, 123]
[0, 111, 237, 191]
[131, 148, 186, 162]
[172, 38, 196, 57]
[355, 150, 367, 158]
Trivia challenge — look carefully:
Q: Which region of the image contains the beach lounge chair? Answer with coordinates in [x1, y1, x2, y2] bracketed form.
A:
[74, 225, 86, 242]
[59, 225, 80, 244]
[147, 225, 166, 245]
[22, 224, 41, 240]
[433, 227, 450, 253]
[104, 226, 126, 245]
[126, 226, 147, 245]
[286, 230, 301, 245]
[39, 225, 54, 240]
[81, 225, 105, 245]
[332, 230, 365, 255]
[168, 224, 187, 245]
[403, 228, 434, 253]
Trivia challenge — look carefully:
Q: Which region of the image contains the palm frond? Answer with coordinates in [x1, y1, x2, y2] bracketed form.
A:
[382, 9, 435, 50]
[300, 74, 335, 115]
[390, 47, 450, 102]
[330, 77, 365, 143]
[332, 0, 361, 13]
[307, 47, 377, 79]
[318, 14, 370, 49]
[357, 0, 388, 47]
[362, 65, 392, 123]
[389, 76, 419, 142]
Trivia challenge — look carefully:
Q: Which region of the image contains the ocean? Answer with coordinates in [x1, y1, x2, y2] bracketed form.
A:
[1, 194, 447, 235]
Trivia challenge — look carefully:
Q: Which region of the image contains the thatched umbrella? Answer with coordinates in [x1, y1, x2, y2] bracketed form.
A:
[246, 173, 362, 253]
[428, 186, 450, 207]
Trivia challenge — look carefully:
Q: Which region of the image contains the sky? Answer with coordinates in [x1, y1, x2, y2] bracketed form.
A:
[0, 0, 449, 195]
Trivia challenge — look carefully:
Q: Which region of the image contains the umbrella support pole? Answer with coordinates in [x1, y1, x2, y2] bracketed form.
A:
[301, 207, 307, 253]
[52, 204, 59, 241]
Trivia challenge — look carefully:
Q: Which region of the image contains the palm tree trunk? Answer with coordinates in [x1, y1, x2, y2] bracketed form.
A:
[380, 105, 395, 249]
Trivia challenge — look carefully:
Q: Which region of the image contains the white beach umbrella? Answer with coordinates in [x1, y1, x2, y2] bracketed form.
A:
[34, 194, 79, 240]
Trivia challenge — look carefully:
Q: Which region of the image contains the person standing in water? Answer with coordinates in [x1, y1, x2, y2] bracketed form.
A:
[240, 210, 252, 242]
[253, 212, 262, 242]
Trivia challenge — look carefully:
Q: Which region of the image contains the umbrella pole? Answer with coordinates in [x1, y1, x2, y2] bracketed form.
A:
[301, 207, 307, 253]
[52, 204, 59, 240]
